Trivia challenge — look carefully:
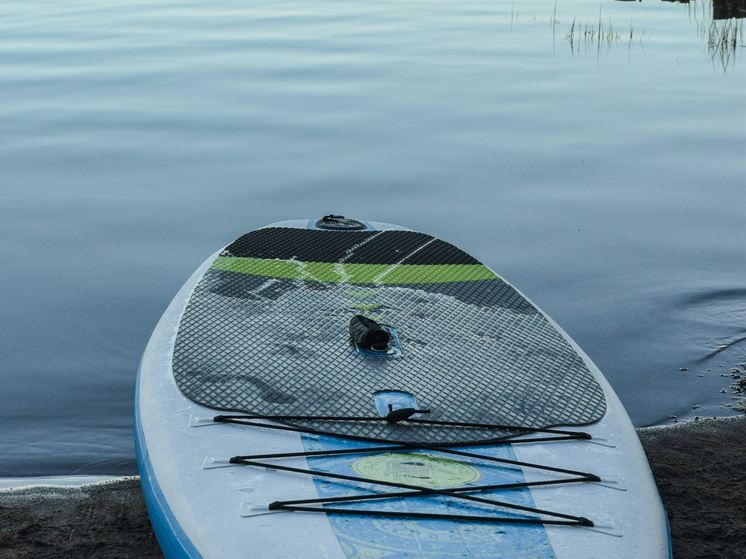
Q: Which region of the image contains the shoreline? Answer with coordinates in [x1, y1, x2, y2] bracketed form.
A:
[1, 416, 743, 558]
[637, 415, 746, 559]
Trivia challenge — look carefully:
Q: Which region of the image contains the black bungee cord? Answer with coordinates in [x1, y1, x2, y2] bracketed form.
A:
[213, 406, 599, 527]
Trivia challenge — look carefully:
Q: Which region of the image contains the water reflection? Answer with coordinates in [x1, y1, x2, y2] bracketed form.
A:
[558, 0, 746, 71]
[644, 0, 746, 18]
[680, 0, 746, 71]
[701, 17, 743, 69]
[666, 0, 746, 19]
[712, 0, 746, 19]
[565, 17, 647, 56]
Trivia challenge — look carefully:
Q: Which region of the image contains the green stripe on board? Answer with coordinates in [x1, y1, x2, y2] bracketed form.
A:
[210, 257, 498, 284]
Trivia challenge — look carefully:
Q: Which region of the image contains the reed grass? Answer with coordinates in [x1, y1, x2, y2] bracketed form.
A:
[564, 15, 646, 55]
[700, 17, 743, 71]
[559, 0, 743, 70]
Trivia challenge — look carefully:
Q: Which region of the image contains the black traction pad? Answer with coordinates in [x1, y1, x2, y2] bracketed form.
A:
[173, 227, 607, 443]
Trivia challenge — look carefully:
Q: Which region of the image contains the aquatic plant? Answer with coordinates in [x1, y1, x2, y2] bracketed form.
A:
[564, 15, 645, 56]
[558, 0, 743, 70]
[700, 16, 744, 71]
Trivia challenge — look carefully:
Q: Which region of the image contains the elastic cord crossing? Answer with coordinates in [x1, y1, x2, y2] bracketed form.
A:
[214, 409, 598, 527]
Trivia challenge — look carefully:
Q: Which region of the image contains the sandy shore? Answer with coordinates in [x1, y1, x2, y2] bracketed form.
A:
[0, 477, 162, 559]
[637, 415, 746, 558]
[1, 416, 744, 558]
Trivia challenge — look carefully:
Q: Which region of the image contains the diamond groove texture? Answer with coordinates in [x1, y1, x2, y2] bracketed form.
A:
[173, 227, 607, 443]
[222, 228, 482, 265]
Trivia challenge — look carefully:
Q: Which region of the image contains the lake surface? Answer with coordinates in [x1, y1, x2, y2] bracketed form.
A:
[0, 0, 744, 477]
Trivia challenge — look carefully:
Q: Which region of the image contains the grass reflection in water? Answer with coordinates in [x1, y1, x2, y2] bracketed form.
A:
[549, 0, 744, 71]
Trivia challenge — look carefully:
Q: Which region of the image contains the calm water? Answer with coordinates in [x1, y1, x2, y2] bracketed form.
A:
[1, 0, 744, 476]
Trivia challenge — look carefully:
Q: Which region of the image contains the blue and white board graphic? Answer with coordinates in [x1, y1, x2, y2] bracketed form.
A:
[303, 435, 556, 558]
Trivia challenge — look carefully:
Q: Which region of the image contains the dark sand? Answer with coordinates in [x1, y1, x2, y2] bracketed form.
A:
[1, 416, 744, 559]
[637, 416, 746, 558]
[0, 477, 162, 559]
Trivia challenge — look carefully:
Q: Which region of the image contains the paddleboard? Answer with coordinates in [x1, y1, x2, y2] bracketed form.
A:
[135, 216, 672, 559]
